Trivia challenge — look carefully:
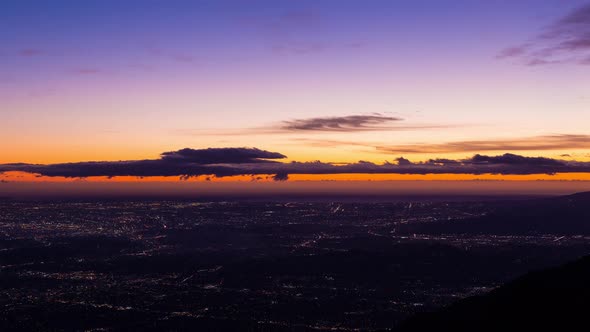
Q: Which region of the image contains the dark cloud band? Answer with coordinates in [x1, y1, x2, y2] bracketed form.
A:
[1, 148, 590, 181]
[160, 147, 286, 164]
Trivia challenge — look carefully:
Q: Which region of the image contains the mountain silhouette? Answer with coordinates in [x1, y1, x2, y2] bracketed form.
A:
[403, 191, 590, 235]
[397, 254, 590, 331]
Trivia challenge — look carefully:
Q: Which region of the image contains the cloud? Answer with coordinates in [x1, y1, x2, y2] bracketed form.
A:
[470, 154, 563, 166]
[279, 10, 318, 23]
[243, 153, 590, 176]
[0, 148, 286, 179]
[2, 148, 590, 180]
[498, 3, 590, 65]
[277, 154, 590, 176]
[18, 49, 43, 57]
[496, 46, 528, 58]
[377, 134, 590, 154]
[240, 9, 366, 56]
[271, 41, 327, 55]
[272, 172, 289, 181]
[280, 114, 403, 132]
[73, 68, 102, 75]
[160, 147, 286, 164]
[395, 157, 412, 166]
[145, 46, 198, 63]
[238, 9, 326, 56]
[177, 114, 452, 137]
[172, 54, 196, 62]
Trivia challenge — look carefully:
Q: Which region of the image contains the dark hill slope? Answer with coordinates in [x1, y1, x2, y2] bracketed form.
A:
[397, 254, 590, 331]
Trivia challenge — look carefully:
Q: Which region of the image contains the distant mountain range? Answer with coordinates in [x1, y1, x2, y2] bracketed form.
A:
[402, 191, 590, 235]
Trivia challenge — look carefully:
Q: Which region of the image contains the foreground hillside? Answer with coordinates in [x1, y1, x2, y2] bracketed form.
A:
[398, 254, 590, 331]
[1, 195, 589, 330]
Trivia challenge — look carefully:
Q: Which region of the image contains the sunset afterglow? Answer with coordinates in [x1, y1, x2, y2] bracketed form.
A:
[2, 0, 590, 195]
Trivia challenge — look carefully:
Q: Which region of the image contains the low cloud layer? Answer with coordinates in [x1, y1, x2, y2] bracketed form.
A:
[498, 3, 590, 65]
[2, 148, 590, 181]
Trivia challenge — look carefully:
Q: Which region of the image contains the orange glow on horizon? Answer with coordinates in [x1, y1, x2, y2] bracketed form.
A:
[2, 171, 590, 183]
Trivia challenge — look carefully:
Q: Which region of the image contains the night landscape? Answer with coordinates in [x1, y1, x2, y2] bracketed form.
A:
[1, 1, 590, 331]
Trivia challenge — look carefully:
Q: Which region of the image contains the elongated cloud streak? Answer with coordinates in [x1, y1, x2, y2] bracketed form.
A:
[280, 114, 403, 132]
[377, 134, 590, 153]
[160, 148, 286, 164]
[498, 3, 590, 65]
[179, 114, 450, 136]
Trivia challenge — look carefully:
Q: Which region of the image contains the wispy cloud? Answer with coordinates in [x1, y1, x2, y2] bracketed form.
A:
[377, 134, 590, 153]
[291, 138, 377, 147]
[280, 114, 403, 132]
[72, 68, 102, 75]
[18, 48, 43, 57]
[271, 41, 327, 55]
[498, 3, 590, 65]
[146, 46, 198, 63]
[244, 9, 326, 56]
[241, 9, 367, 56]
[177, 114, 447, 136]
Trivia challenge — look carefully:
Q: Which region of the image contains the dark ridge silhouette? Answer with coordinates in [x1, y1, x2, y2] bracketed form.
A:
[397, 254, 590, 331]
[400, 191, 590, 235]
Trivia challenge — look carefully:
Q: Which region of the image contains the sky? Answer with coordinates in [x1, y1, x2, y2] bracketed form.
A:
[1, 0, 590, 195]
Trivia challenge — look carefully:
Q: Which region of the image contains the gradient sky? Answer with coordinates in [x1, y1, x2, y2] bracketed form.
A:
[2, 0, 590, 193]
